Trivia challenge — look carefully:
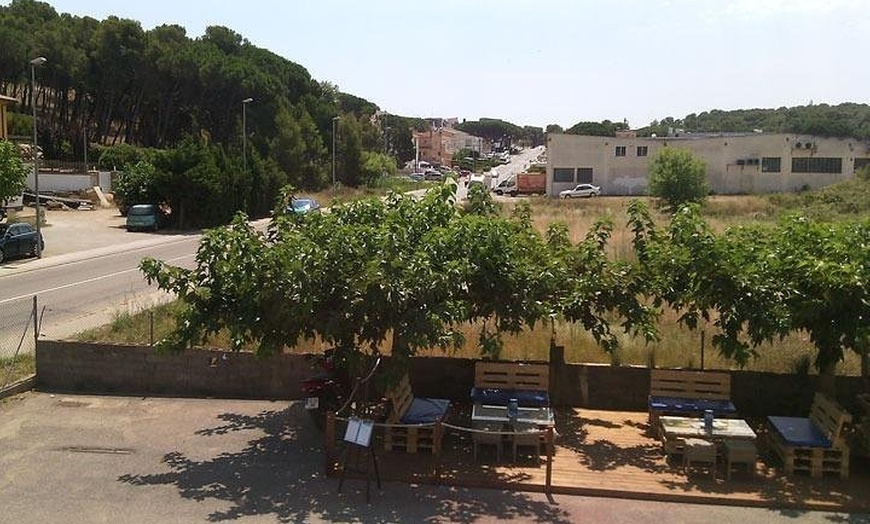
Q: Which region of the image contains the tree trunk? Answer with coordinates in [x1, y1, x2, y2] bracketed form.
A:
[817, 361, 837, 398]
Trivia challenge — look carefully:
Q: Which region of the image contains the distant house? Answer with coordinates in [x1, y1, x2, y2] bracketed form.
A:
[546, 132, 870, 197]
[0, 94, 17, 140]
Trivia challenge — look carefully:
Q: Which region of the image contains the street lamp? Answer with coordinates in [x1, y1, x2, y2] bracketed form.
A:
[331, 116, 340, 198]
[242, 98, 253, 176]
[30, 56, 46, 259]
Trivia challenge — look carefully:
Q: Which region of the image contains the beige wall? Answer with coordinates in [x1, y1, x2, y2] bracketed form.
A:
[547, 133, 870, 197]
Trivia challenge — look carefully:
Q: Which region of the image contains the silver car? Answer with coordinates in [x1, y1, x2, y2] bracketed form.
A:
[559, 183, 601, 199]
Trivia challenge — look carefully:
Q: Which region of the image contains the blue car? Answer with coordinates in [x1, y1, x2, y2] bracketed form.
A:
[0, 222, 44, 263]
[287, 198, 321, 215]
[126, 204, 167, 232]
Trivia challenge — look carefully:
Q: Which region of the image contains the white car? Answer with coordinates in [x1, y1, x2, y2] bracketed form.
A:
[559, 183, 601, 199]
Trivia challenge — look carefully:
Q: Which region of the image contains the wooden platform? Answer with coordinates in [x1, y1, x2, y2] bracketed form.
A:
[328, 408, 870, 513]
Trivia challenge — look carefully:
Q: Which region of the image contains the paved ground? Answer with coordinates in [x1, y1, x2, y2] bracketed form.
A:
[1, 392, 868, 524]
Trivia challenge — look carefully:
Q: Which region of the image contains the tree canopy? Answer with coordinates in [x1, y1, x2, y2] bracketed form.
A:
[647, 147, 708, 211]
[0, 140, 28, 204]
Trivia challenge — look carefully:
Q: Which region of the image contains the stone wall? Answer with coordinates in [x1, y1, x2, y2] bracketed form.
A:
[36, 341, 868, 415]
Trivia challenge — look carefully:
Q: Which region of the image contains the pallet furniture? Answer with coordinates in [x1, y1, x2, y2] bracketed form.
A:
[470, 360, 550, 407]
[658, 415, 756, 466]
[683, 438, 716, 479]
[648, 369, 737, 434]
[383, 374, 450, 453]
[472, 422, 503, 462]
[723, 439, 757, 480]
[767, 392, 852, 478]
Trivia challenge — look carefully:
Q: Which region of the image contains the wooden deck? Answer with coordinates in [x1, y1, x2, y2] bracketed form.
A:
[328, 407, 870, 513]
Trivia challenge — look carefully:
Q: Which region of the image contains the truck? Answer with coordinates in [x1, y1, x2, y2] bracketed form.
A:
[492, 172, 546, 197]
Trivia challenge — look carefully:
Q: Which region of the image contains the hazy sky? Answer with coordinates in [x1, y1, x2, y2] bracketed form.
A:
[28, 0, 870, 129]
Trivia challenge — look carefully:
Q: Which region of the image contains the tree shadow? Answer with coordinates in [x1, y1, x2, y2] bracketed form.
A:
[118, 403, 575, 523]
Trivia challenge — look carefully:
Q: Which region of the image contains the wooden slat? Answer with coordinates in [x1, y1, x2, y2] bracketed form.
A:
[650, 369, 731, 400]
[474, 361, 549, 391]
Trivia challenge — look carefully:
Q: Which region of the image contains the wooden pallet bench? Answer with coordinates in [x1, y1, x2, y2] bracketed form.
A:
[768, 392, 852, 478]
[648, 369, 737, 433]
[383, 374, 449, 454]
[470, 360, 550, 407]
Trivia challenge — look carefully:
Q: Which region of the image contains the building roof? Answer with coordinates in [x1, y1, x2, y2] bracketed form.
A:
[0, 94, 18, 105]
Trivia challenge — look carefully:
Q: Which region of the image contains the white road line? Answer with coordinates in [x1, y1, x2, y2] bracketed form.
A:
[0, 253, 193, 305]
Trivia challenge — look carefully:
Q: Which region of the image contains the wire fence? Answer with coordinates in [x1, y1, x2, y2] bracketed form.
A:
[0, 295, 38, 360]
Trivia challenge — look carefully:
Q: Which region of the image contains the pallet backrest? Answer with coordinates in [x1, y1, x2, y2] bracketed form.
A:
[649, 369, 731, 400]
[385, 374, 415, 424]
[809, 392, 852, 448]
[474, 361, 549, 391]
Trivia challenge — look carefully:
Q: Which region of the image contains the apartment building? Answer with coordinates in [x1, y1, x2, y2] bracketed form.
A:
[547, 131, 870, 197]
[413, 127, 487, 167]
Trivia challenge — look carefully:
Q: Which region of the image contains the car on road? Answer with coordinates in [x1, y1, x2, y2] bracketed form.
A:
[0, 222, 44, 263]
[126, 204, 168, 232]
[287, 198, 321, 215]
[423, 170, 443, 181]
[559, 183, 601, 199]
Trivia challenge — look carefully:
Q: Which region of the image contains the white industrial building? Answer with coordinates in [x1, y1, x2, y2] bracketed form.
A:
[546, 131, 870, 197]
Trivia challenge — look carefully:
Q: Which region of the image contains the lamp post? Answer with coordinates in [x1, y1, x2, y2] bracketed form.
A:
[331, 116, 340, 198]
[30, 56, 46, 259]
[242, 98, 253, 176]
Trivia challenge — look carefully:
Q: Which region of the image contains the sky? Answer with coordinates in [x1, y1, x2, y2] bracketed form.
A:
[23, 0, 870, 129]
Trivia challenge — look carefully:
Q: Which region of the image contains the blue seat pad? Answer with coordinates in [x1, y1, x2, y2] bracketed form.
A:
[648, 396, 737, 415]
[768, 416, 832, 448]
[469, 387, 550, 408]
[401, 397, 450, 424]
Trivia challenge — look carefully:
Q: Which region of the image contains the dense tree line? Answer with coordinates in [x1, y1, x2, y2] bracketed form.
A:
[561, 104, 870, 139]
[456, 118, 545, 148]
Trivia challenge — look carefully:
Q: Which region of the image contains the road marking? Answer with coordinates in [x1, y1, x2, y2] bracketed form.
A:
[0, 253, 194, 305]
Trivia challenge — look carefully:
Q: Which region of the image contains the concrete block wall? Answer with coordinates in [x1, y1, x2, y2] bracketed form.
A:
[35, 341, 867, 415]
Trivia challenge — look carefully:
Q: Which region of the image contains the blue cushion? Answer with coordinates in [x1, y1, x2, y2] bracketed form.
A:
[768, 416, 832, 448]
[648, 396, 737, 415]
[469, 387, 550, 408]
[401, 397, 450, 424]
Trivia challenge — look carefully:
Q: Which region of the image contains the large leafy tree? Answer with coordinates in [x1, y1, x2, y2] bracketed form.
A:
[631, 201, 870, 387]
[647, 147, 708, 212]
[0, 140, 28, 204]
[140, 184, 658, 372]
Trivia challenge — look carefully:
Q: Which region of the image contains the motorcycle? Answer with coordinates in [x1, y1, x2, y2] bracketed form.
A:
[300, 348, 352, 429]
[300, 347, 384, 429]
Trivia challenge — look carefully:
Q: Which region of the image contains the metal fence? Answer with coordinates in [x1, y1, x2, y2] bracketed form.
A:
[0, 295, 38, 360]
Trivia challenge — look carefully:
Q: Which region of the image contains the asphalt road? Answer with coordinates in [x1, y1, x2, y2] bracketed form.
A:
[0, 208, 202, 357]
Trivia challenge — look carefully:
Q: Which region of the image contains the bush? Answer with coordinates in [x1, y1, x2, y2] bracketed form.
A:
[648, 147, 708, 212]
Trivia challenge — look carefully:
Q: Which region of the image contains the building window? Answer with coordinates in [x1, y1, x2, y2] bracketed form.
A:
[615, 146, 626, 157]
[855, 158, 870, 172]
[576, 167, 593, 183]
[553, 167, 575, 183]
[636, 146, 648, 157]
[792, 157, 843, 174]
[745, 158, 759, 166]
[761, 157, 781, 173]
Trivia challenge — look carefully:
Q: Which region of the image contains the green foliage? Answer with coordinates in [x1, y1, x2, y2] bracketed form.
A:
[639, 103, 870, 139]
[113, 160, 161, 214]
[140, 183, 658, 369]
[461, 183, 499, 216]
[768, 177, 870, 220]
[97, 144, 160, 171]
[648, 147, 708, 211]
[631, 200, 870, 376]
[0, 140, 28, 203]
[360, 151, 396, 186]
[565, 119, 629, 137]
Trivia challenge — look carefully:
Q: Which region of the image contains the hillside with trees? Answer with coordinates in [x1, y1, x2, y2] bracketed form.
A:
[0, 0, 426, 225]
[563, 104, 870, 139]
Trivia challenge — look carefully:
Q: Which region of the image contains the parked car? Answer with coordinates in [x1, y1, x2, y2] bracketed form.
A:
[287, 197, 321, 215]
[424, 170, 443, 181]
[126, 204, 167, 232]
[559, 184, 601, 199]
[409, 172, 426, 182]
[0, 222, 44, 263]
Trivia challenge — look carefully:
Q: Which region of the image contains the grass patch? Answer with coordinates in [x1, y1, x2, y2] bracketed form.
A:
[1, 354, 35, 388]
